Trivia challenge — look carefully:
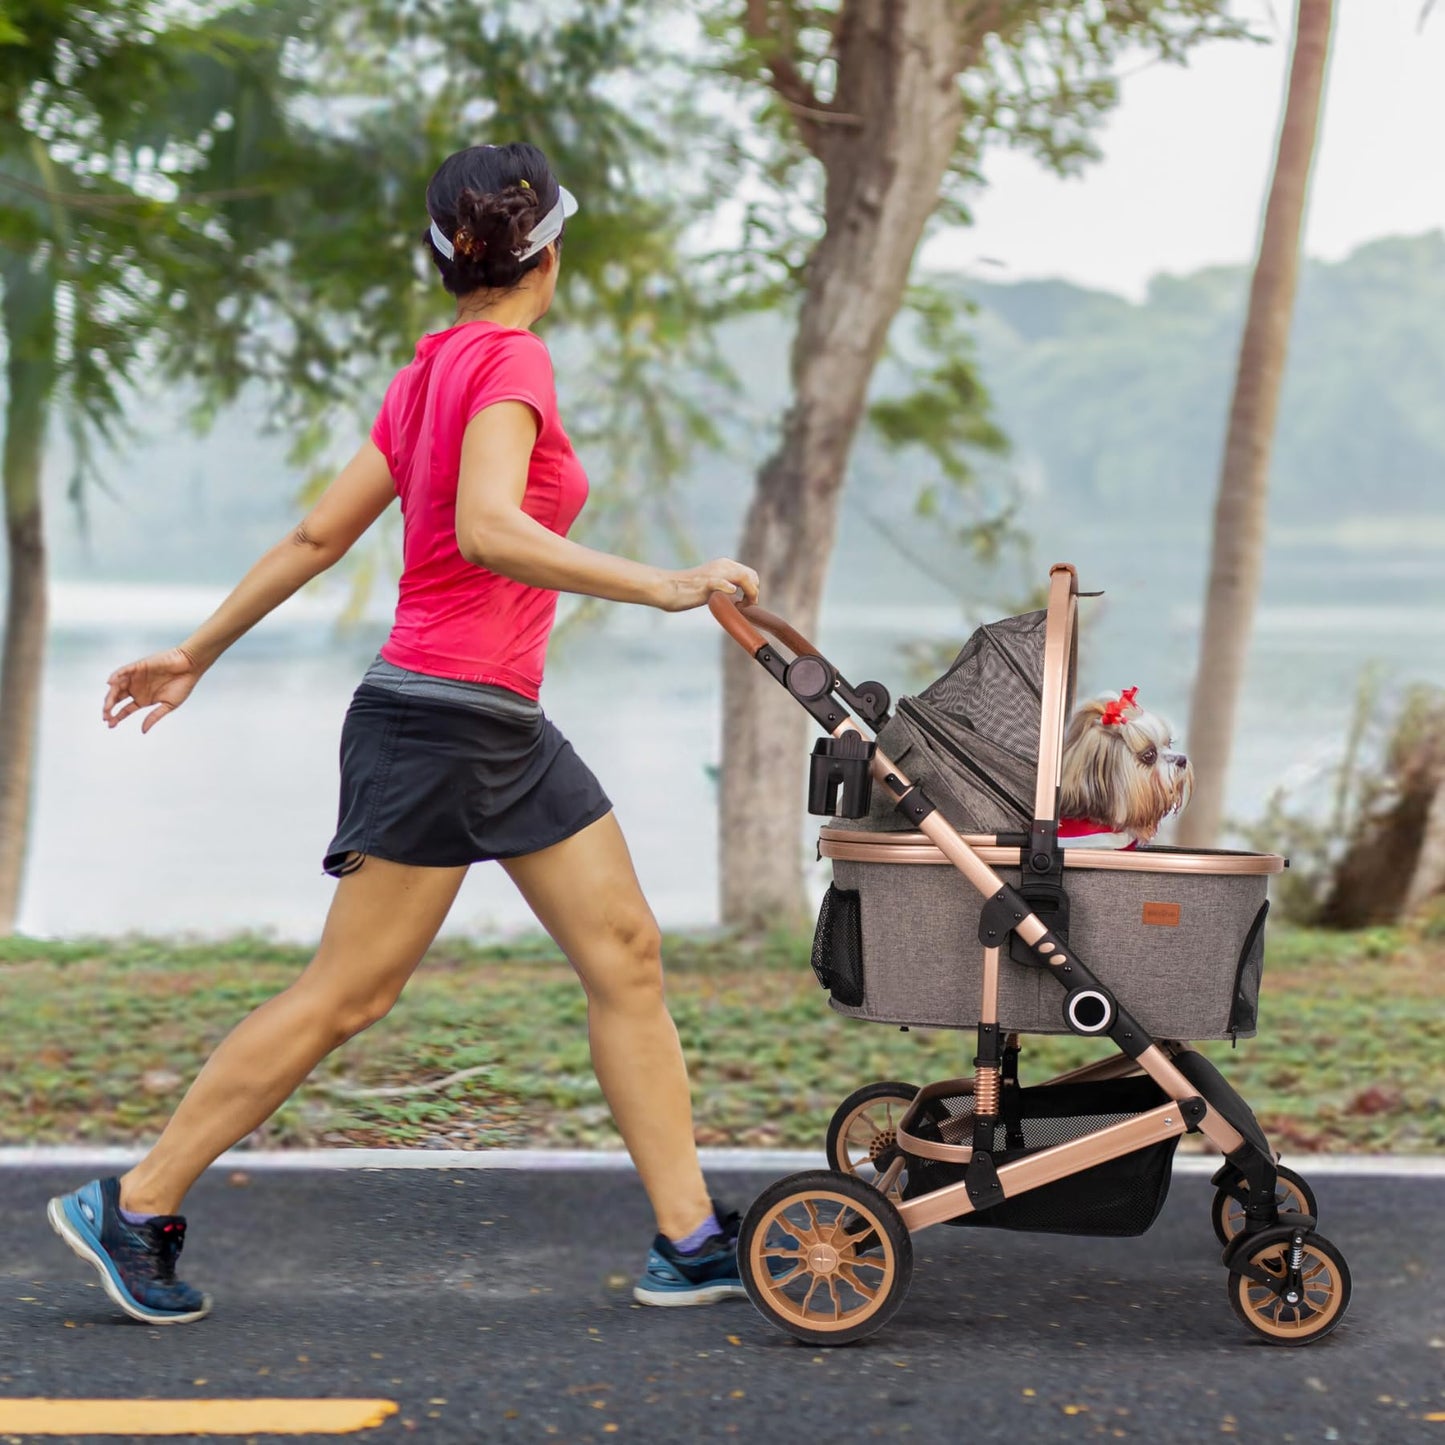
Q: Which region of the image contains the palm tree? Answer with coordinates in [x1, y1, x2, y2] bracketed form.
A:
[0, 0, 311, 930]
[1179, 0, 1335, 848]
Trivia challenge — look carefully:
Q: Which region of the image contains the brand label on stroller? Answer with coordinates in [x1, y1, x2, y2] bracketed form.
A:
[1142, 902, 1182, 927]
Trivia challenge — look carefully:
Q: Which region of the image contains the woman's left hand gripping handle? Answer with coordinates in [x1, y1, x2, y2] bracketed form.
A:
[104, 647, 205, 733]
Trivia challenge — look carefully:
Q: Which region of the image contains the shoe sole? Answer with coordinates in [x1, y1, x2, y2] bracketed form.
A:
[632, 1282, 749, 1307]
[46, 1197, 211, 1325]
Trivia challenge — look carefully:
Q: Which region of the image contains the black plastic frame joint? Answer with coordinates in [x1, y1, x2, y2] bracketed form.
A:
[973, 1021, 1002, 1069]
[894, 786, 937, 827]
[1179, 1096, 1208, 1132]
[978, 885, 1029, 948]
[963, 1150, 1005, 1212]
[836, 675, 892, 728]
[754, 645, 789, 684]
[1028, 817, 1062, 876]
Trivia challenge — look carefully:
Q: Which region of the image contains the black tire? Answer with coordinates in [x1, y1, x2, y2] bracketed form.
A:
[1227, 1226, 1351, 1346]
[824, 1081, 920, 1198]
[738, 1170, 914, 1346]
[1211, 1163, 1318, 1246]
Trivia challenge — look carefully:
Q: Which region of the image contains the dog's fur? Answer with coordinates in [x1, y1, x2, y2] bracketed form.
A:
[1059, 690, 1193, 845]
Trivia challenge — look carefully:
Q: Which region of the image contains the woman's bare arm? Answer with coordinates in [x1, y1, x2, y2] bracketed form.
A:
[455, 402, 758, 611]
[178, 442, 397, 670]
[103, 443, 395, 731]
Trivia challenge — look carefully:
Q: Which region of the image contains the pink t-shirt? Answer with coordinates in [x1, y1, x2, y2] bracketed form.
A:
[371, 321, 589, 700]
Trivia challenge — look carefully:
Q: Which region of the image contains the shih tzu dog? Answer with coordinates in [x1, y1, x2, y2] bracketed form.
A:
[1059, 687, 1194, 848]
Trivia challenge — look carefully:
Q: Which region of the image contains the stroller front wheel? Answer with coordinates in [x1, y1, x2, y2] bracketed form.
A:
[1226, 1225, 1351, 1345]
[738, 1171, 913, 1346]
[1211, 1163, 1318, 1245]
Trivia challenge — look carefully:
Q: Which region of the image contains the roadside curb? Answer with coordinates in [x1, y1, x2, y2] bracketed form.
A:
[1, 1147, 1443, 1176]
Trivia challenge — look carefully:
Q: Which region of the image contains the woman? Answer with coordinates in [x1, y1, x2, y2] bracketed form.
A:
[47, 142, 759, 1323]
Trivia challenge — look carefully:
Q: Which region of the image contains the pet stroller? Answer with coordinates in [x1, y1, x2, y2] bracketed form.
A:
[711, 564, 1351, 1346]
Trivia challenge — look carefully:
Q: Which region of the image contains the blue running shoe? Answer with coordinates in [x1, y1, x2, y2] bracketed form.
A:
[47, 1178, 211, 1324]
[633, 1203, 748, 1307]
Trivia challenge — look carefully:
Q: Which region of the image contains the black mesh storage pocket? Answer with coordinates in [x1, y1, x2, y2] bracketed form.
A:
[904, 1077, 1179, 1237]
[811, 885, 865, 1007]
[1229, 900, 1269, 1039]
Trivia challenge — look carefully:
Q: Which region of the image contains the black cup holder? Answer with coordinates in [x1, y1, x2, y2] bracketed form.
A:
[808, 734, 876, 818]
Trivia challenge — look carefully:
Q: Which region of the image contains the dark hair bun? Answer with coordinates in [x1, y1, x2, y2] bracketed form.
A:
[424, 143, 562, 296]
[450, 185, 542, 288]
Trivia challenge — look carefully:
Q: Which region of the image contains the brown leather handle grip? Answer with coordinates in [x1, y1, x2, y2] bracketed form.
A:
[708, 591, 767, 652]
[707, 593, 819, 659]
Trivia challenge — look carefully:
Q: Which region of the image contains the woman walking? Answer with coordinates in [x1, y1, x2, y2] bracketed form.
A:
[47, 142, 759, 1323]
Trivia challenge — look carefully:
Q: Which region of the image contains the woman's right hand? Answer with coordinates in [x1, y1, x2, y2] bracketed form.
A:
[103, 646, 206, 733]
[655, 559, 760, 613]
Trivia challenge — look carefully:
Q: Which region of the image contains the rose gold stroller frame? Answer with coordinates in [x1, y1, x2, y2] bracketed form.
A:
[712, 565, 1350, 1345]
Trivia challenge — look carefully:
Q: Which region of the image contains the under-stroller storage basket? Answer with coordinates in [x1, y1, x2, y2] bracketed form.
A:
[904, 1076, 1179, 1237]
[815, 831, 1283, 1041]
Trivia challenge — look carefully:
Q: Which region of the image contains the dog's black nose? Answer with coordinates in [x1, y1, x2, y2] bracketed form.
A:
[1172, 754, 1188, 770]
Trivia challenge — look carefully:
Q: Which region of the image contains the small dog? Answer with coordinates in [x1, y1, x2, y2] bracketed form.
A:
[1059, 687, 1193, 847]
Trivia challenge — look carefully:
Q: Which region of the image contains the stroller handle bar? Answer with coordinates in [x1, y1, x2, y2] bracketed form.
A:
[707, 592, 818, 660]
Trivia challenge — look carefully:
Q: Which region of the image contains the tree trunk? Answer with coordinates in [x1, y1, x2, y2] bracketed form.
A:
[1178, 0, 1334, 848]
[719, 0, 971, 930]
[1403, 777, 1445, 917]
[0, 260, 57, 934]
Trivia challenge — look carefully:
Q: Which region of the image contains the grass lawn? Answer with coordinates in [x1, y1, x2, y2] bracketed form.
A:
[0, 925, 1440, 1155]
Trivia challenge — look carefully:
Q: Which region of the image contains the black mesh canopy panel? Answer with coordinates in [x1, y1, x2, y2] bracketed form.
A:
[858, 609, 1068, 834]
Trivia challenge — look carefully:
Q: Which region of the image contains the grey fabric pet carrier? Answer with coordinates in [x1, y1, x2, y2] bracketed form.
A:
[811, 586, 1283, 1043]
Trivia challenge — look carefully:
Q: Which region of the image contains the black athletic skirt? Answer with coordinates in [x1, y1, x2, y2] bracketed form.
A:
[323, 657, 613, 877]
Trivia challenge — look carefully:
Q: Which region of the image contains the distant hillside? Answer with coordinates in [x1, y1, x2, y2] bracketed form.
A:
[28, 230, 1445, 597]
[963, 232, 1445, 528]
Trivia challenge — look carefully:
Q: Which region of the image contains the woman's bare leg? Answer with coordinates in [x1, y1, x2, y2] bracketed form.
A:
[501, 813, 712, 1240]
[119, 858, 468, 1215]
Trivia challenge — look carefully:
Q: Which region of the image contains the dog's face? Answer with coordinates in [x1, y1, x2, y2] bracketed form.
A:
[1059, 689, 1194, 844]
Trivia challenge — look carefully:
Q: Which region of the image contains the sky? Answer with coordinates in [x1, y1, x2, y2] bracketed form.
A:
[924, 0, 1445, 299]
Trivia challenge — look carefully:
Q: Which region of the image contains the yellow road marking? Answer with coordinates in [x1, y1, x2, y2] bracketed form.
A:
[0, 1399, 398, 1436]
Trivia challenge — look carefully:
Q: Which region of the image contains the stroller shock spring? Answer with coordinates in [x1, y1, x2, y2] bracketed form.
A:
[974, 1065, 1000, 1117]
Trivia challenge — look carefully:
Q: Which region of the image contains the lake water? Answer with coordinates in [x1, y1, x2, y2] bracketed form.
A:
[19, 545, 1445, 942]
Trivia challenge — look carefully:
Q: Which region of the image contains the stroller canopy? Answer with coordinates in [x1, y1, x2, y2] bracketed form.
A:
[861, 609, 1071, 834]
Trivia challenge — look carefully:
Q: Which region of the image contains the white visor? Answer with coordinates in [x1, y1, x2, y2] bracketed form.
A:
[429, 184, 578, 264]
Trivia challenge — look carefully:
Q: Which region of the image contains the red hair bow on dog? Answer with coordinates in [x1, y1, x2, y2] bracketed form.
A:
[1101, 687, 1139, 726]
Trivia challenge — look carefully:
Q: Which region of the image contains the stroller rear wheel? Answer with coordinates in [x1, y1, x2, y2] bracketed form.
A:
[1212, 1163, 1317, 1245]
[1226, 1225, 1351, 1345]
[739, 1171, 913, 1346]
[824, 1082, 920, 1201]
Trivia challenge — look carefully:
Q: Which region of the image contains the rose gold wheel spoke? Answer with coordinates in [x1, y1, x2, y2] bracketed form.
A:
[766, 1262, 807, 1289]
[835, 1263, 881, 1302]
[799, 1274, 828, 1319]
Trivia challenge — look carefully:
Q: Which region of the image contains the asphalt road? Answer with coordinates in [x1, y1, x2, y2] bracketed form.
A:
[0, 1166, 1440, 1444]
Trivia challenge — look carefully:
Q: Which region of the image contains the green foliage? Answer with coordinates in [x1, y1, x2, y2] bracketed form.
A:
[1240, 669, 1445, 925]
[5, 0, 1257, 576]
[684, 0, 1248, 581]
[0, 923, 1438, 1153]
